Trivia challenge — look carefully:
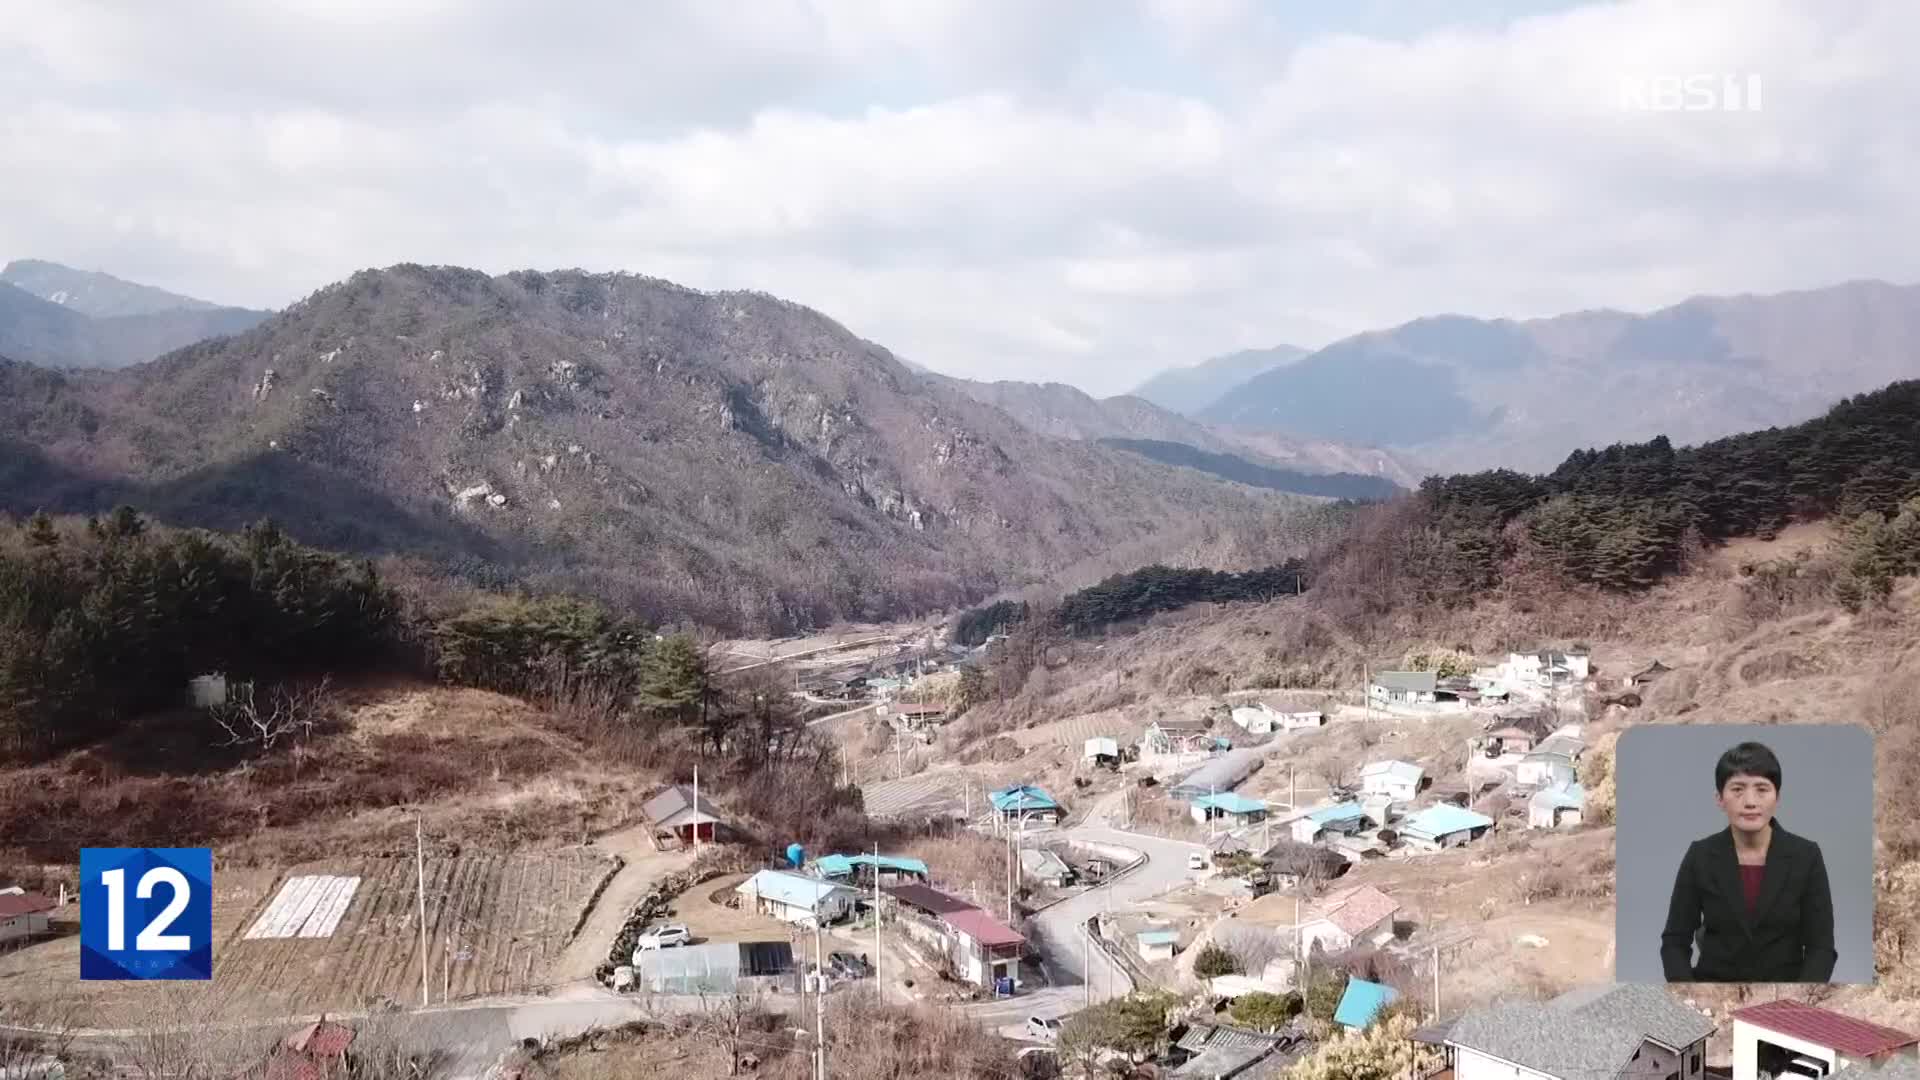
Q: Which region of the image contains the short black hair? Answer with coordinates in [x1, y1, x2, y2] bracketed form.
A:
[1715, 741, 1783, 793]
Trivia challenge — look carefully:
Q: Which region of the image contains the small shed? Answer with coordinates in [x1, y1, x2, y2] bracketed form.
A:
[1019, 848, 1074, 887]
[642, 784, 726, 846]
[1334, 978, 1399, 1029]
[1136, 928, 1179, 962]
[1398, 805, 1495, 850]
[1084, 736, 1120, 764]
[1189, 791, 1268, 826]
[1228, 703, 1276, 735]
[188, 673, 229, 709]
[634, 941, 797, 994]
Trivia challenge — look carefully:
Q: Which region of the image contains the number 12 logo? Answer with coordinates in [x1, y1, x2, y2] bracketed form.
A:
[81, 848, 213, 980]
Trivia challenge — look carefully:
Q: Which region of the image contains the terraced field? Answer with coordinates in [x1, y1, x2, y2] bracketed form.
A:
[212, 851, 615, 1014]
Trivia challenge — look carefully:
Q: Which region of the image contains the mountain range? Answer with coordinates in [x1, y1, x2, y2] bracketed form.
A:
[0, 259, 269, 370]
[1129, 345, 1307, 415]
[0, 264, 1318, 633]
[1179, 280, 1920, 472]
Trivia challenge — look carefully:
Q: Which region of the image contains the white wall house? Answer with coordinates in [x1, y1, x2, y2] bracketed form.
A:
[1293, 885, 1399, 954]
[1446, 984, 1713, 1080]
[1359, 760, 1424, 802]
[736, 870, 856, 926]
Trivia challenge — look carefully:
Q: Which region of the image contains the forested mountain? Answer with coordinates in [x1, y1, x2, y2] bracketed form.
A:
[1131, 345, 1307, 415]
[0, 264, 1308, 632]
[1201, 281, 1920, 473]
[0, 279, 268, 370]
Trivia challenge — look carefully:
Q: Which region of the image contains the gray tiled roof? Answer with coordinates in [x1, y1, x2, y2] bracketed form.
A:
[1448, 984, 1713, 1076]
[1372, 671, 1438, 693]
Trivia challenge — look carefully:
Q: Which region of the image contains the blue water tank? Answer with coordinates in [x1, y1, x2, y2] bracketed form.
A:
[786, 843, 805, 868]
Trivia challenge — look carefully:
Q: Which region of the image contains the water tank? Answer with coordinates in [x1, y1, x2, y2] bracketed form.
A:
[786, 843, 805, 868]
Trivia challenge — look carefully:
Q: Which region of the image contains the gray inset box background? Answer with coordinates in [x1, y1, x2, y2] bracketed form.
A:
[1613, 723, 1875, 984]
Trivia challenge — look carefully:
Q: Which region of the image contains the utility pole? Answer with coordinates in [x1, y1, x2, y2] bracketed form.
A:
[814, 918, 828, 1080]
[1084, 929, 1092, 1005]
[416, 815, 430, 1008]
[693, 763, 702, 853]
[1432, 942, 1440, 1022]
[872, 843, 883, 999]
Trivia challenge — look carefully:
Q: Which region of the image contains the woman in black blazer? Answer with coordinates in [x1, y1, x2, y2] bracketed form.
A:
[1660, 741, 1836, 982]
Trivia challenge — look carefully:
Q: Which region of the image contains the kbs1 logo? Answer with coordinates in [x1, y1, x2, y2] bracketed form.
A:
[80, 848, 213, 980]
[1619, 73, 1764, 113]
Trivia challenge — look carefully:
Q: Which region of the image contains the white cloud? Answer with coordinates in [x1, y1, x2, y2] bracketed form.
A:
[0, 0, 1916, 393]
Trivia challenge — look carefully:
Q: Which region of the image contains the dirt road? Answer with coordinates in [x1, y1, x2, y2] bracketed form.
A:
[551, 827, 696, 982]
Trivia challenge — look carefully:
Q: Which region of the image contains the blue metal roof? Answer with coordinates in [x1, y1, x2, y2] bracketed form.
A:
[1334, 978, 1399, 1028]
[989, 784, 1058, 812]
[1401, 804, 1495, 837]
[1190, 792, 1267, 815]
[1308, 801, 1367, 824]
[815, 854, 929, 878]
[737, 869, 852, 909]
[1136, 929, 1179, 945]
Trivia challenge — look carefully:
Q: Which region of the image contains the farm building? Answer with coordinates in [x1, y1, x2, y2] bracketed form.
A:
[1335, 979, 1399, 1029]
[1084, 736, 1120, 765]
[989, 784, 1064, 826]
[1359, 760, 1425, 801]
[885, 702, 947, 730]
[1482, 712, 1557, 756]
[0, 889, 56, 943]
[1169, 747, 1264, 800]
[1502, 649, 1592, 688]
[1140, 718, 1216, 758]
[1398, 805, 1495, 850]
[1228, 703, 1277, 735]
[1295, 884, 1400, 954]
[736, 870, 857, 926]
[1167, 1024, 1294, 1080]
[1369, 671, 1437, 706]
[642, 784, 726, 846]
[1732, 999, 1920, 1078]
[1277, 710, 1327, 731]
[1189, 791, 1268, 827]
[1529, 783, 1586, 830]
[634, 941, 799, 994]
[1291, 801, 1369, 845]
[813, 854, 929, 886]
[1136, 928, 1179, 962]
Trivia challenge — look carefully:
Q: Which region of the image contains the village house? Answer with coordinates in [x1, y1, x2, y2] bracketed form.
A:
[1518, 733, 1586, 788]
[1359, 760, 1425, 802]
[1397, 804, 1495, 850]
[0, 888, 57, 944]
[1083, 736, 1120, 767]
[1189, 791, 1268, 828]
[1370, 671, 1438, 707]
[1436, 982, 1714, 1080]
[813, 854, 929, 887]
[1482, 711, 1557, 756]
[252, 1018, 356, 1080]
[880, 884, 1025, 990]
[1140, 717, 1217, 759]
[1228, 702, 1277, 735]
[1293, 884, 1400, 954]
[1291, 801, 1370, 845]
[641, 784, 727, 847]
[1136, 927, 1179, 962]
[883, 701, 947, 731]
[1732, 999, 1920, 1079]
[1260, 840, 1351, 888]
[1278, 710, 1327, 731]
[1501, 649, 1593, 690]
[990, 784, 1064, 826]
[736, 869, 857, 926]
[1529, 782, 1586, 830]
[1167, 1024, 1294, 1079]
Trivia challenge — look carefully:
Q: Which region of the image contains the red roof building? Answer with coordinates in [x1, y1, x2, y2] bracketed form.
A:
[0, 892, 57, 919]
[940, 907, 1026, 950]
[1733, 1000, 1920, 1074]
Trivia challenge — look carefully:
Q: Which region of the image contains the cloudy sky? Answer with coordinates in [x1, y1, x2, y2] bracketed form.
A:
[2, 0, 1915, 394]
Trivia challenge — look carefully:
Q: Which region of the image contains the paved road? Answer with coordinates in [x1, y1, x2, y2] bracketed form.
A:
[967, 790, 1206, 1038]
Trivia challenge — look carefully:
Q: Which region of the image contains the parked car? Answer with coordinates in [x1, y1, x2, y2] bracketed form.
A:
[828, 951, 873, 979]
[631, 923, 691, 954]
[1026, 1016, 1062, 1043]
[1187, 852, 1208, 871]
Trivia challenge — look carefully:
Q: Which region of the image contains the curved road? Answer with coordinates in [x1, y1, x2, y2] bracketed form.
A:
[970, 791, 1207, 1037]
